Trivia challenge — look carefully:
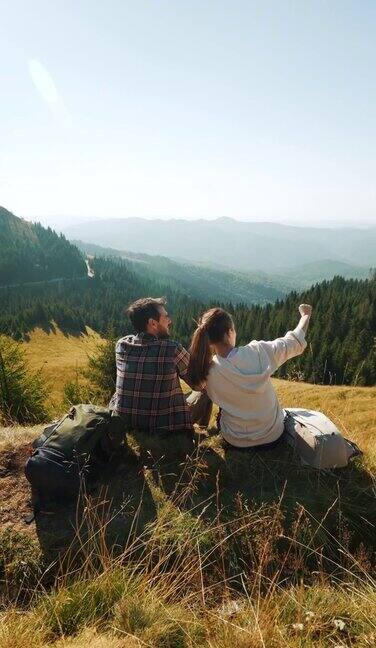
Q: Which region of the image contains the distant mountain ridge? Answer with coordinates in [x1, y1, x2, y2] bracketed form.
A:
[73, 239, 371, 293]
[277, 258, 370, 285]
[73, 240, 289, 305]
[64, 217, 376, 273]
[1, 207, 371, 299]
[0, 207, 289, 305]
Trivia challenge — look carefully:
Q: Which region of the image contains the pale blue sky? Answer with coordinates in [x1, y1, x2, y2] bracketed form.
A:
[1, 1, 376, 227]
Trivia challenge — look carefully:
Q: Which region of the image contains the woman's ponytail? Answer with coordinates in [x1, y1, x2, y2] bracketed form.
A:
[188, 308, 234, 387]
[188, 325, 212, 389]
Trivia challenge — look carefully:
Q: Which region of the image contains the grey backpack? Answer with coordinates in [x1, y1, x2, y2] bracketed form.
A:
[284, 408, 362, 470]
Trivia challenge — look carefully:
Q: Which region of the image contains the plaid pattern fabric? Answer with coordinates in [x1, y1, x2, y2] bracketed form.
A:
[109, 333, 192, 433]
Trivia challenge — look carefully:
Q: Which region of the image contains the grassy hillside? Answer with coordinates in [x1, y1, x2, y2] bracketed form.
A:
[12, 326, 376, 467]
[1, 384, 375, 646]
[0, 330, 375, 646]
[274, 379, 376, 471]
[22, 325, 103, 407]
[3, 376, 375, 470]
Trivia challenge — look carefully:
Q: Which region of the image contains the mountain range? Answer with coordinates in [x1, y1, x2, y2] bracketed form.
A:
[72, 240, 288, 304]
[0, 207, 284, 304]
[64, 217, 376, 273]
[73, 239, 371, 295]
[1, 207, 372, 300]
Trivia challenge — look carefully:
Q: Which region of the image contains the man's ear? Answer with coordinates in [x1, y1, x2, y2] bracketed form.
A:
[148, 318, 157, 332]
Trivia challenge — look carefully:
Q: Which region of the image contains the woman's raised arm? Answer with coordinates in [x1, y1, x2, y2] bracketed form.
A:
[258, 304, 312, 372]
[297, 303, 312, 334]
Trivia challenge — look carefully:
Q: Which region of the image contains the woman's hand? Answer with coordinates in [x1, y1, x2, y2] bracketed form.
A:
[299, 304, 312, 317]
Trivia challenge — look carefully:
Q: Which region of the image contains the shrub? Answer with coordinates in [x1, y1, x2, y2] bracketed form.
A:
[0, 527, 43, 603]
[41, 568, 130, 637]
[0, 335, 48, 424]
[62, 336, 117, 409]
[84, 335, 117, 403]
[63, 374, 96, 408]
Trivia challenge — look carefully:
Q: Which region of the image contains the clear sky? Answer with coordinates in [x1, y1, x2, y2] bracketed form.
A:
[1, 0, 376, 227]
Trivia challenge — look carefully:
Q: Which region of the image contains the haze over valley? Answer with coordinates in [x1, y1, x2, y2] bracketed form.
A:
[64, 217, 375, 275]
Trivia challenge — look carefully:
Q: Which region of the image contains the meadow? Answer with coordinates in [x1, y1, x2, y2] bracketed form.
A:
[22, 325, 102, 408]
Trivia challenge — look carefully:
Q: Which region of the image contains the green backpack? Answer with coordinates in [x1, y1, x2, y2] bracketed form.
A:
[33, 404, 125, 463]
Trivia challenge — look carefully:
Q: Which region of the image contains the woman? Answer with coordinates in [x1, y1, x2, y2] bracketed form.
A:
[189, 304, 312, 449]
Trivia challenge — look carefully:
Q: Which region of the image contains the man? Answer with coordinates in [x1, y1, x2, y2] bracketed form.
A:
[109, 297, 211, 437]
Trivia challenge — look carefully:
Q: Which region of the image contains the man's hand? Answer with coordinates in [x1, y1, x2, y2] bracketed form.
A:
[299, 304, 312, 317]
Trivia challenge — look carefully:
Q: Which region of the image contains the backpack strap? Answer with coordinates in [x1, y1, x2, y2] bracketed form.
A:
[32, 412, 71, 449]
[344, 438, 363, 458]
[32, 423, 57, 449]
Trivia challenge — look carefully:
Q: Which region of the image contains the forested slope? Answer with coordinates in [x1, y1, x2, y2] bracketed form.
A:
[1, 256, 375, 385]
[73, 239, 288, 304]
[0, 207, 85, 285]
[0, 256, 203, 340]
[234, 275, 376, 386]
[75, 240, 372, 292]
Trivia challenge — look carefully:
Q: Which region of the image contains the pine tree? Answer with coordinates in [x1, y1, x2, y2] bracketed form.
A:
[83, 334, 117, 404]
[0, 335, 48, 424]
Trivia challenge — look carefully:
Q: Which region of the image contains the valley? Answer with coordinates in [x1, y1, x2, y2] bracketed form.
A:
[65, 216, 376, 274]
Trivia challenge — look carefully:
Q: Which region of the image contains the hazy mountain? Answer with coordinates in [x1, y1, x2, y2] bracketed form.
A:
[73, 240, 289, 305]
[72, 239, 372, 295]
[64, 217, 376, 273]
[279, 259, 371, 286]
[0, 208, 287, 308]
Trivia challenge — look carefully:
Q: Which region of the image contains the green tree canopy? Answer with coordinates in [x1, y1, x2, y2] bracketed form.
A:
[0, 335, 48, 424]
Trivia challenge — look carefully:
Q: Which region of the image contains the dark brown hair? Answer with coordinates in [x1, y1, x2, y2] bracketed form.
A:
[126, 297, 166, 333]
[188, 308, 234, 387]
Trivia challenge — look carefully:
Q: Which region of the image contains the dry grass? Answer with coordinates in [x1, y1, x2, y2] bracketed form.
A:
[22, 325, 102, 408]
[0, 489, 375, 647]
[273, 379, 376, 470]
[1, 331, 375, 646]
[0, 424, 44, 453]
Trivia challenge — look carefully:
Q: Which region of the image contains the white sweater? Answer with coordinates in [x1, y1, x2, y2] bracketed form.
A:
[206, 326, 307, 447]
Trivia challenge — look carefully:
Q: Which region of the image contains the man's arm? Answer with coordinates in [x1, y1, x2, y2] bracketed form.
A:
[175, 343, 200, 390]
[175, 343, 190, 379]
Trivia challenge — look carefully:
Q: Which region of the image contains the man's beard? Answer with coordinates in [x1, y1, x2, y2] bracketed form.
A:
[157, 329, 170, 340]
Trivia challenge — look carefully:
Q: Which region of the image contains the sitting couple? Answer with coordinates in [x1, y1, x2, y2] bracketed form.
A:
[109, 297, 312, 449]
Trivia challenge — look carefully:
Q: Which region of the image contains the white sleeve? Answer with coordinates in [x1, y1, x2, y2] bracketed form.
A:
[257, 326, 307, 373]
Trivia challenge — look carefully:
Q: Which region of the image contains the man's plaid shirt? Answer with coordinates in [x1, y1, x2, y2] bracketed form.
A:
[109, 333, 193, 433]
